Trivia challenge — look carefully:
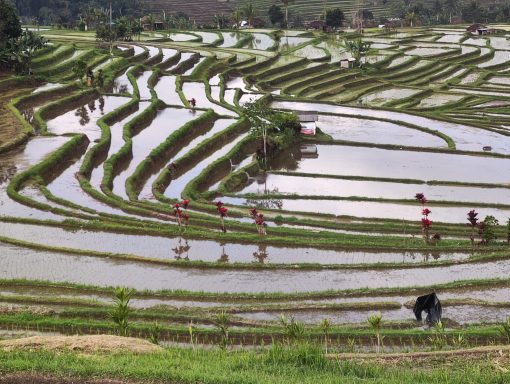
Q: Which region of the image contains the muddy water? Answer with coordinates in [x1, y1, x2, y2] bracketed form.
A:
[46, 96, 131, 140]
[221, 196, 510, 223]
[238, 174, 510, 205]
[154, 76, 183, 106]
[247, 33, 275, 51]
[219, 32, 242, 48]
[163, 131, 249, 199]
[139, 118, 234, 199]
[268, 144, 510, 185]
[89, 102, 151, 189]
[112, 67, 134, 94]
[136, 70, 154, 100]
[112, 108, 203, 199]
[238, 305, 510, 325]
[0, 136, 69, 220]
[0, 221, 471, 265]
[181, 82, 238, 117]
[317, 115, 446, 147]
[3, 243, 510, 292]
[272, 100, 510, 154]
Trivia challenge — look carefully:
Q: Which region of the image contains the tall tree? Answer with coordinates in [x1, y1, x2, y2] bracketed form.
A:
[281, 0, 294, 28]
[243, 2, 255, 27]
[325, 8, 345, 28]
[0, 0, 22, 47]
[231, 7, 242, 29]
[432, 0, 443, 22]
[268, 4, 284, 26]
[444, 0, 459, 24]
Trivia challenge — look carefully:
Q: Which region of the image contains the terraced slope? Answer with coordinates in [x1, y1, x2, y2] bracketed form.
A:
[2, 27, 510, 351]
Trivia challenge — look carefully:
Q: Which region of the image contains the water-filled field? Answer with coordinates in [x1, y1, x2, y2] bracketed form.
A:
[2, 26, 510, 349]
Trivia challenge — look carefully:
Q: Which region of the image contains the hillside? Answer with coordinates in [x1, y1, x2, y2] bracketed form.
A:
[144, 0, 398, 25]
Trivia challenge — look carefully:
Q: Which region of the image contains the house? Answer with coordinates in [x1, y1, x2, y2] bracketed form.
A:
[340, 58, 356, 69]
[140, 16, 164, 31]
[466, 23, 496, 35]
[296, 111, 318, 136]
[306, 20, 326, 30]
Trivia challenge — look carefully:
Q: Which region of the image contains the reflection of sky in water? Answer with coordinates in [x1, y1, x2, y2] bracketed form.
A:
[220, 196, 510, 223]
[273, 144, 510, 184]
[3, 243, 510, 292]
[273, 100, 510, 153]
[317, 115, 446, 147]
[239, 174, 510, 205]
[46, 96, 130, 140]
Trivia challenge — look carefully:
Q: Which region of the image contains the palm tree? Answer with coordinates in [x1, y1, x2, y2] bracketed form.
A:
[367, 312, 383, 353]
[406, 12, 418, 27]
[281, 0, 295, 28]
[444, 0, 459, 24]
[243, 2, 255, 27]
[231, 7, 243, 29]
[345, 38, 372, 67]
[432, 0, 443, 22]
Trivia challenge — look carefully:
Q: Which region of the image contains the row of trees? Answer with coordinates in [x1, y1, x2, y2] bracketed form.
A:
[1, 0, 47, 74]
[11, 0, 143, 28]
[387, 0, 510, 26]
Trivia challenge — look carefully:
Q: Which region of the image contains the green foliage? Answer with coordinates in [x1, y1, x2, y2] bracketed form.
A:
[319, 318, 331, 353]
[109, 287, 133, 337]
[72, 59, 87, 82]
[499, 316, 510, 344]
[149, 322, 162, 345]
[213, 311, 230, 349]
[266, 342, 326, 370]
[3, 30, 48, 74]
[325, 8, 345, 28]
[268, 5, 284, 26]
[345, 38, 372, 67]
[279, 314, 305, 344]
[480, 215, 499, 245]
[0, 0, 21, 48]
[428, 320, 448, 350]
[367, 312, 383, 353]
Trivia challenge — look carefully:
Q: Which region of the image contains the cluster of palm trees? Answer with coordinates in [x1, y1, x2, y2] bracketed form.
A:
[213, 0, 294, 30]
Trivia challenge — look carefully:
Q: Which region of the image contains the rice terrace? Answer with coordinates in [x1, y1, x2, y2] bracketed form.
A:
[1, 0, 510, 382]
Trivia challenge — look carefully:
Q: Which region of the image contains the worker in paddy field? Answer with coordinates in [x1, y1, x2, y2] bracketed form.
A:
[189, 98, 197, 109]
[86, 68, 94, 87]
[97, 69, 104, 88]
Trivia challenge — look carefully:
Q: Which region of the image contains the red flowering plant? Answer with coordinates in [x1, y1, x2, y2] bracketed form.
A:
[173, 200, 190, 228]
[467, 209, 479, 246]
[250, 208, 267, 235]
[216, 201, 228, 233]
[416, 193, 439, 244]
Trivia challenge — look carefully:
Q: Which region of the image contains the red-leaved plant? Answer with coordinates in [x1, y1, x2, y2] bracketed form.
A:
[250, 208, 267, 235]
[415, 193, 439, 244]
[216, 201, 228, 233]
[174, 200, 190, 228]
[467, 209, 479, 246]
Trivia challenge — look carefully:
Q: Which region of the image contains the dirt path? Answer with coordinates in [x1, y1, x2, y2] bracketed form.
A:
[0, 374, 141, 384]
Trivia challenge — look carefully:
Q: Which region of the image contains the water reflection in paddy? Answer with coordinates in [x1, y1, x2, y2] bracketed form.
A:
[238, 174, 510, 205]
[272, 100, 510, 154]
[317, 115, 447, 147]
[267, 144, 510, 184]
[0, 222, 471, 265]
[112, 108, 203, 199]
[2, 243, 510, 292]
[46, 96, 130, 139]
